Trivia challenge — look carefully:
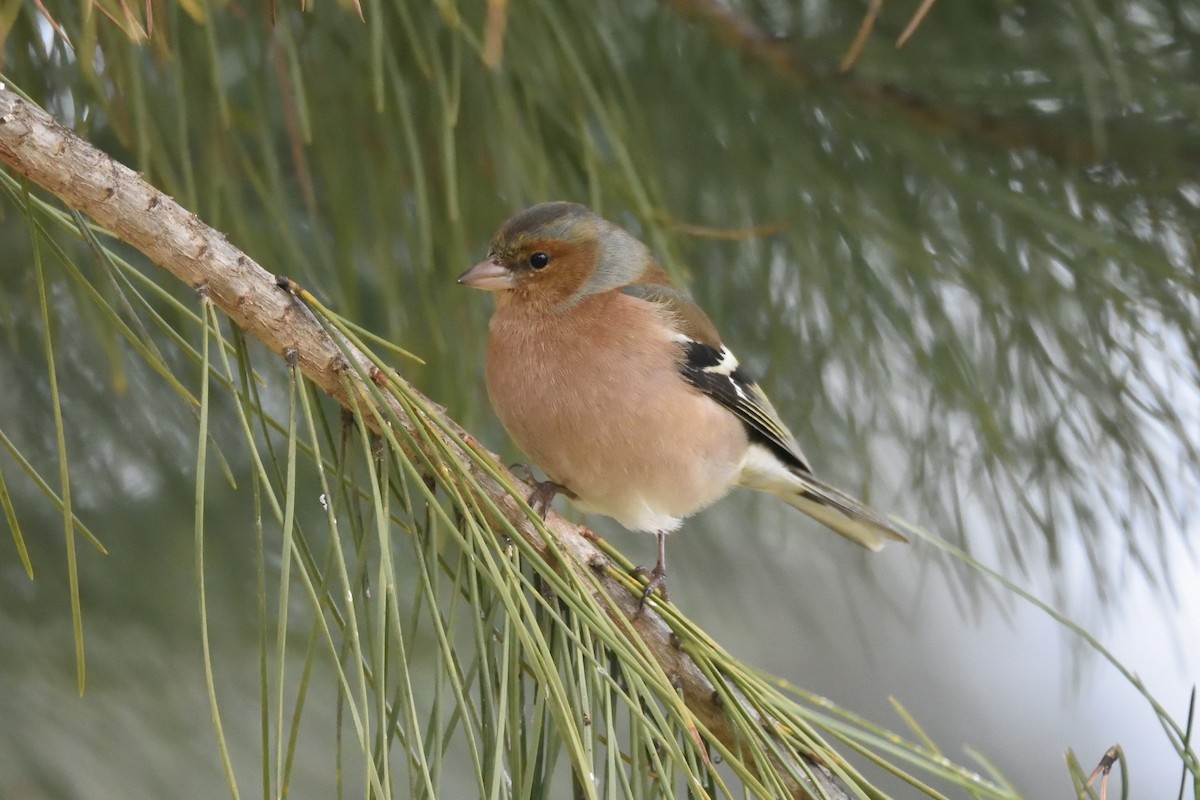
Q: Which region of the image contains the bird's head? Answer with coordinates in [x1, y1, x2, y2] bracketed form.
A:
[458, 201, 656, 310]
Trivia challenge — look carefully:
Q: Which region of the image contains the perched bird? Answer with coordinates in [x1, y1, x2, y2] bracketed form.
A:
[458, 201, 905, 604]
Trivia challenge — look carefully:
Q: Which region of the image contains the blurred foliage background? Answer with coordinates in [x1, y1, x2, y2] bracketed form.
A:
[0, 0, 1198, 797]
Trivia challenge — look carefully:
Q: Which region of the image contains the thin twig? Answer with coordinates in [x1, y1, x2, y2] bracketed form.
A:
[840, 0, 882, 73]
[1084, 744, 1120, 800]
[896, 0, 938, 48]
[482, 0, 508, 69]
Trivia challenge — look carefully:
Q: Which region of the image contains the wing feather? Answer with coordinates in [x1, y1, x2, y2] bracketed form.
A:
[620, 281, 907, 548]
[620, 282, 807, 465]
[674, 337, 813, 474]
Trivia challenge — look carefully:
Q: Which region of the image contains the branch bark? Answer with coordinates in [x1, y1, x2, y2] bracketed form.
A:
[0, 83, 848, 800]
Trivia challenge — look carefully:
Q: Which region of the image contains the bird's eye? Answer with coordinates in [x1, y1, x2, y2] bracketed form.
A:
[529, 252, 550, 270]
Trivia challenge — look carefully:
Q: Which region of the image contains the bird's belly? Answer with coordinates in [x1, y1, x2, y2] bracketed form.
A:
[486, 333, 747, 533]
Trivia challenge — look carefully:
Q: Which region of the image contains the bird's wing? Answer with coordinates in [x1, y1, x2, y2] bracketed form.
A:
[671, 331, 908, 549]
[621, 281, 907, 549]
[675, 337, 814, 473]
[620, 282, 813, 473]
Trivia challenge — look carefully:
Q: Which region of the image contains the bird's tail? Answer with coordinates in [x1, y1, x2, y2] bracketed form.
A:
[777, 473, 907, 551]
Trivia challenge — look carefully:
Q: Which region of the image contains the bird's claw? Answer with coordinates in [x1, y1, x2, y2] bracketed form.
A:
[528, 480, 564, 518]
[509, 463, 574, 519]
[632, 563, 668, 614]
[509, 462, 538, 485]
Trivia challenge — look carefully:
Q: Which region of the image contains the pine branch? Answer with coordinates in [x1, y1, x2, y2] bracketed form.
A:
[0, 82, 850, 800]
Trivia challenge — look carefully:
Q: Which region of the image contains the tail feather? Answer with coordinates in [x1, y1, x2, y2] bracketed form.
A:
[738, 442, 907, 550]
[777, 475, 907, 551]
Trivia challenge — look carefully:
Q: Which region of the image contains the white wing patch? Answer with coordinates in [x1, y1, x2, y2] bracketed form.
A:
[703, 346, 741, 377]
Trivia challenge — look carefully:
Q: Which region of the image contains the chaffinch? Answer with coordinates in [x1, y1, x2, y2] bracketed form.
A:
[459, 201, 905, 603]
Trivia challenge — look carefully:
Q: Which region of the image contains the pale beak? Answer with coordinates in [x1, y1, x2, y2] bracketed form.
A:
[457, 258, 516, 290]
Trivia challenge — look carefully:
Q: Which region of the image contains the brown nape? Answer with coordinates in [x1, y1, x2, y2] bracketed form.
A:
[620, 281, 723, 347]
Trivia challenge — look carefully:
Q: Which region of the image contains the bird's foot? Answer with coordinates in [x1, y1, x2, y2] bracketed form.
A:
[631, 562, 668, 614]
[509, 463, 574, 519]
[528, 480, 570, 518]
[632, 531, 669, 615]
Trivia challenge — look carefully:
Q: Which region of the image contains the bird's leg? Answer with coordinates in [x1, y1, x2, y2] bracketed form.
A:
[632, 532, 669, 612]
[509, 463, 576, 518]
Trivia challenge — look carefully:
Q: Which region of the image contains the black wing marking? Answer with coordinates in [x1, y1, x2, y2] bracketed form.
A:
[677, 339, 813, 475]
